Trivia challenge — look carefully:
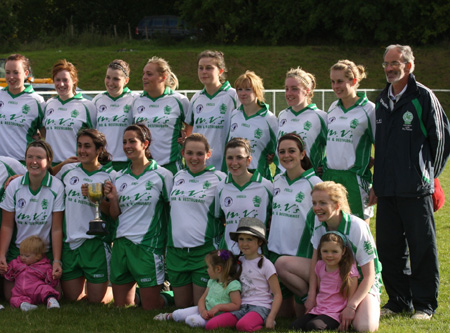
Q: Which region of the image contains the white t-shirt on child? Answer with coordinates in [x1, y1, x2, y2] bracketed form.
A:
[239, 256, 276, 309]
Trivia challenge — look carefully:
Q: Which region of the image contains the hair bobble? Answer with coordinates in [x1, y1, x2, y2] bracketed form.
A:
[218, 250, 231, 261]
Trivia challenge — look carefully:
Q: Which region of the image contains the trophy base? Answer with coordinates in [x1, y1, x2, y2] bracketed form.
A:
[87, 220, 109, 236]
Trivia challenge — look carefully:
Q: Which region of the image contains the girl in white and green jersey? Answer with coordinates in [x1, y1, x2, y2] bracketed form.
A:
[277, 67, 327, 173]
[307, 182, 381, 332]
[0, 140, 64, 300]
[268, 133, 322, 317]
[132, 57, 188, 175]
[41, 60, 96, 175]
[56, 129, 116, 304]
[186, 50, 238, 170]
[104, 124, 173, 310]
[225, 71, 278, 180]
[167, 133, 226, 308]
[215, 138, 272, 255]
[0, 54, 44, 162]
[93, 60, 137, 171]
[323, 60, 375, 222]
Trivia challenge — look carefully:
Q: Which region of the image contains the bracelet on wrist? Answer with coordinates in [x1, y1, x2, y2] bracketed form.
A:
[53, 260, 62, 265]
[347, 304, 357, 311]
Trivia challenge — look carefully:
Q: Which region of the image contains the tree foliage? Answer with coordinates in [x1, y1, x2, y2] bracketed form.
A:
[1, 0, 449, 45]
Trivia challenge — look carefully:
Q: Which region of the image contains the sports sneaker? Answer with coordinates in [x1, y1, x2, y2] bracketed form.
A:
[47, 297, 60, 309]
[411, 311, 432, 320]
[153, 313, 171, 321]
[380, 307, 397, 317]
[20, 302, 38, 312]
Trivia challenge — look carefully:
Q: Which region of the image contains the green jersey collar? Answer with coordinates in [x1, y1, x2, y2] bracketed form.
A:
[289, 103, 317, 116]
[105, 87, 131, 101]
[238, 101, 269, 119]
[225, 169, 263, 190]
[283, 168, 316, 185]
[22, 170, 52, 189]
[187, 165, 215, 177]
[57, 92, 83, 104]
[79, 162, 114, 176]
[320, 211, 352, 235]
[4, 84, 35, 98]
[142, 87, 172, 102]
[123, 160, 158, 179]
[201, 81, 231, 99]
[337, 92, 368, 113]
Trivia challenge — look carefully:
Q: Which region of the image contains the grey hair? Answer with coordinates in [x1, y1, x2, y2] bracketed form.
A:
[384, 44, 415, 73]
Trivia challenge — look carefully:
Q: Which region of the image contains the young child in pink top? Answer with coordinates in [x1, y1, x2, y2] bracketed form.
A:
[4, 235, 60, 311]
[291, 231, 359, 331]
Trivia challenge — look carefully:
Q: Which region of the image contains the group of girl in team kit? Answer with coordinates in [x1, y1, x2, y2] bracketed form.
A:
[0, 51, 381, 331]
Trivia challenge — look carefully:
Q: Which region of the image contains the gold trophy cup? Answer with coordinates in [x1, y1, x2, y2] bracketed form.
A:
[86, 183, 108, 235]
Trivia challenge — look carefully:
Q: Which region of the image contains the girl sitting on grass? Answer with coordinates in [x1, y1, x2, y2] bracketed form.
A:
[4, 235, 60, 311]
[154, 249, 241, 327]
[206, 217, 282, 332]
[291, 232, 359, 331]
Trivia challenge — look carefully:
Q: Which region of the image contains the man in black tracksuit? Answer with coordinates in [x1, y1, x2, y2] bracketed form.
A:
[372, 44, 450, 320]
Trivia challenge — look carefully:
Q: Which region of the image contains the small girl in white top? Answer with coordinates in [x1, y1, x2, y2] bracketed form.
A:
[154, 249, 241, 327]
[206, 217, 282, 332]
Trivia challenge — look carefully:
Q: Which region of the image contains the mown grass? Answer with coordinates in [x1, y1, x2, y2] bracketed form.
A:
[1, 42, 449, 107]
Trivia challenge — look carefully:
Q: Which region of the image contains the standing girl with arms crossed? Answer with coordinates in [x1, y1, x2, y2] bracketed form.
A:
[307, 181, 381, 331]
[291, 232, 359, 331]
[132, 57, 188, 175]
[0, 140, 64, 300]
[103, 124, 173, 310]
[93, 60, 137, 171]
[41, 60, 97, 174]
[0, 54, 44, 161]
[323, 60, 375, 221]
[226, 71, 278, 180]
[166, 133, 227, 308]
[215, 138, 272, 255]
[154, 249, 242, 328]
[268, 133, 321, 317]
[206, 217, 282, 331]
[56, 129, 115, 303]
[186, 50, 238, 170]
[277, 68, 327, 173]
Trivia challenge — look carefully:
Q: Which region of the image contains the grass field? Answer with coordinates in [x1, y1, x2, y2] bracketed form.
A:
[1, 42, 450, 331]
[1, 42, 449, 112]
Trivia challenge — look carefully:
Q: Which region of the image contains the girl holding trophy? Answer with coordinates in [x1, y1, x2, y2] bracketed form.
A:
[56, 129, 116, 303]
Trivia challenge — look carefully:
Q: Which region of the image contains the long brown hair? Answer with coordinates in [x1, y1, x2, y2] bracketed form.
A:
[317, 232, 355, 297]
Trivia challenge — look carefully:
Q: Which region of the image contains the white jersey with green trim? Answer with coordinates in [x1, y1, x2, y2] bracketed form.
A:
[227, 104, 278, 175]
[0, 85, 44, 160]
[93, 88, 137, 162]
[0, 156, 26, 202]
[187, 82, 238, 169]
[268, 169, 322, 257]
[215, 171, 272, 254]
[0, 171, 64, 250]
[43, 93, 96, 163]
[277, 104, 327, 170]
[56, 162, 116, 250]
[325, 93, 375, 174]
[113, 160, 173, 247]
[311, 212, 382, 295]
[132, 87, 188, 166]
[169, 166, 226, 248]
